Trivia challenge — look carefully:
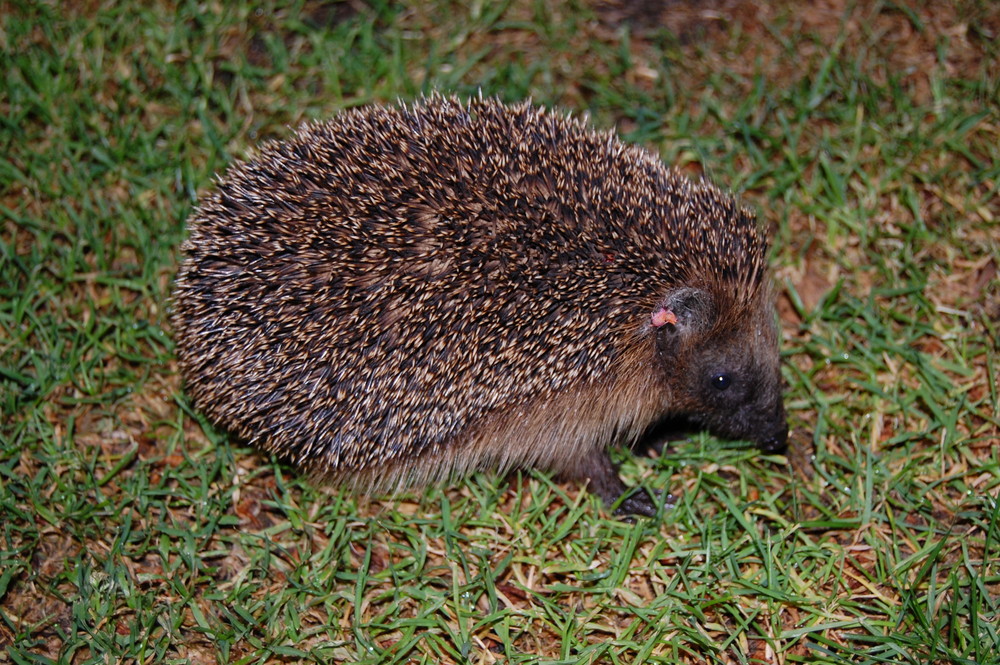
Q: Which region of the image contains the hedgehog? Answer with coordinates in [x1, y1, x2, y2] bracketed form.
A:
[172, 95, 788, 516]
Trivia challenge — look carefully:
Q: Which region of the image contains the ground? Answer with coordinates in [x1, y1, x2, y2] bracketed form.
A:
[1, 0, 998, 663]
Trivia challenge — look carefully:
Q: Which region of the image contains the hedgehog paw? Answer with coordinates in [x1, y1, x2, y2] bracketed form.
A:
[568, 449, 675, 520]
[613, 487, 676, 519]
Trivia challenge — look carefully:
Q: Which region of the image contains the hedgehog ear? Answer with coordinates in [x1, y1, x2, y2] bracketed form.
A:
[650, 288, 712, 353]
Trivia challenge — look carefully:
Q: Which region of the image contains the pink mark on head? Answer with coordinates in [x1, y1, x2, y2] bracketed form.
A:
[651, 307, 678, 328]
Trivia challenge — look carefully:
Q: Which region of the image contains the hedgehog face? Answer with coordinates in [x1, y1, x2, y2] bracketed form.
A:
[687, 331, 788, 453]
[651, 288, 788, 453]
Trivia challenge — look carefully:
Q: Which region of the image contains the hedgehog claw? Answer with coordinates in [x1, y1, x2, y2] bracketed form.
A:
[613, 487, 676, 519]
[614, 488, 658, 518]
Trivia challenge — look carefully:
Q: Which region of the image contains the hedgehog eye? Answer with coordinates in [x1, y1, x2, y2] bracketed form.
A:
[711, 373, 732, 390]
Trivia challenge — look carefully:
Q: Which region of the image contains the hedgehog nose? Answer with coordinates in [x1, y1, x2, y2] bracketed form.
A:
[757, 423, 788, 454]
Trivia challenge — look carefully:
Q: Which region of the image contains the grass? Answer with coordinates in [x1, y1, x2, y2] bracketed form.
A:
[1, 0, 998, 663]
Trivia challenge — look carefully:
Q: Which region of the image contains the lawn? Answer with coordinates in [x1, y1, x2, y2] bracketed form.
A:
[1, 1, 998, 663]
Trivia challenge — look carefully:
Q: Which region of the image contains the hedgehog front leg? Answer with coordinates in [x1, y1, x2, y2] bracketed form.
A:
[564, 448, 661, 518]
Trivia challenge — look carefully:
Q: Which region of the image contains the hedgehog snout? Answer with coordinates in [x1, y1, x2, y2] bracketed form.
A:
[756, 423, 788, 453]
[754, 403, 788, 453]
